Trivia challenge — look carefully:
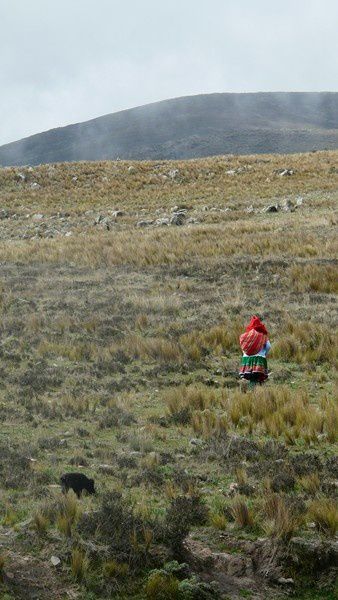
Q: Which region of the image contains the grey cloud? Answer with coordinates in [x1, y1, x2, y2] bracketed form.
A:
[1, 0, 337, 144]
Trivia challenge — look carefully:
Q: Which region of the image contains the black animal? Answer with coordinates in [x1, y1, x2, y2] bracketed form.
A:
[60, 472, 96, 498]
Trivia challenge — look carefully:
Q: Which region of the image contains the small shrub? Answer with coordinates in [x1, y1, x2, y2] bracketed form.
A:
[78, 491, 160, 568]
[271, 472, 295, 493]
[178, 575, 220, 599]
[145, 570, 180, 600]
[98, 403, 136, 429]
[164, 495, 208, 554]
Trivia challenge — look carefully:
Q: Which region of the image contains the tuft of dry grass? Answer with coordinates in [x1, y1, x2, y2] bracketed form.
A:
[103, 559, 129, 579]
[190, 385, 334, 445]
[308, 498, 338, 538]
[32, 512, 49, 536]
[272, 320, 337, 365]
[70, 548, 88, 581]
[299, 473, 321, 495]
[166, 384, 224, 427]
[231, 497, 254, 529]
[261, 494, 300, 541]
[56, 491, 81, 537]
[210, 512, 228, 530]
[288, 264, 338, 294]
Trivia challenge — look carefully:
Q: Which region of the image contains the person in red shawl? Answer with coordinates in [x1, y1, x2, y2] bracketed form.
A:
[239, 316, 271, 387]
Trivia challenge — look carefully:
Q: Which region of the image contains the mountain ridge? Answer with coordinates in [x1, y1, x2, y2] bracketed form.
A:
[1, 91, 338, 166]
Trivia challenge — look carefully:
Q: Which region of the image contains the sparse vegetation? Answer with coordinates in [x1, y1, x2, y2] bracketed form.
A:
[0, 151, 336, 599]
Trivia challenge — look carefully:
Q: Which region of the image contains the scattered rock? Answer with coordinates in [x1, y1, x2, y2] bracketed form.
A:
[228, 482, 239, 495]
[280, 199, 296, 212]
[168, 168, 179, 180]
[15, 172, 26, 182]
[98, 464, 115, 475]
[111, 210, 124, 218]
[277, 577, 294, 585]
[128, 166, 136, 173]
[170, 210, 186, 225]
[263, 204, 279, 213]
[50, 556, 61, 567]
[0, 209, 10, 219]
[275, 168, 295, 176]
[154, 217, 170, 227]
[137, 219, 154, 227]
[30, 182, 41, 189]
[190, 438, 204, 446]
[32, 213, 44, 220]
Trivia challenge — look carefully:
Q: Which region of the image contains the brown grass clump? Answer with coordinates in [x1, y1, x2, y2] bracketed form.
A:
[261, 494, 300, 541]
[0, 553, 6, 583]
[272, 320, 336, 365]
[56, 492, 81, 537]
[70, 548, 88, 581]
[324, 400, 338, 443]
[308, 498, 338, 538]
[299, 473, 321, 495]
[288, 264, 338, 294]
[166, 385, 222, 426]
[125, 335, 183, 363]
[190, 385, 330, 445]
[210, 512, 228, 530]
[103, 560, 129, 579]
[180, 318, 243, 356]
[32, 512, 49, 536]
[231, 497, 254, 529]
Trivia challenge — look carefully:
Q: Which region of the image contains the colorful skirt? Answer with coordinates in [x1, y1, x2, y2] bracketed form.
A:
[239, 355, 268, 383]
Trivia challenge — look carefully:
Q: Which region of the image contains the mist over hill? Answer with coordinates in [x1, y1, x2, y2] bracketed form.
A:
[1, 92, 338, 166]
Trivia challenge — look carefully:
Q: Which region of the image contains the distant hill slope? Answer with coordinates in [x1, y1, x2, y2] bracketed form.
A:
[1, 92, 338, 166]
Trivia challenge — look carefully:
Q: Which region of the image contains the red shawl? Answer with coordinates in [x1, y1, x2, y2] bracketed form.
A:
[240, 316, 268, 355]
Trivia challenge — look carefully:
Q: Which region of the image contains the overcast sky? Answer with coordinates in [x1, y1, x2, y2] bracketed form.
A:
[1, 0, 338, 145]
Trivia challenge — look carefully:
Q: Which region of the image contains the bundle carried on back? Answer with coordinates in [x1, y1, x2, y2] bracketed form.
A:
[239, 316, 268, 356]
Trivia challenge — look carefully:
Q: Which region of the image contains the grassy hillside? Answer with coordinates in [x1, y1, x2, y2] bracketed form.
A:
[0, 92, 338, 166]
[0, 151, 337, 599]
